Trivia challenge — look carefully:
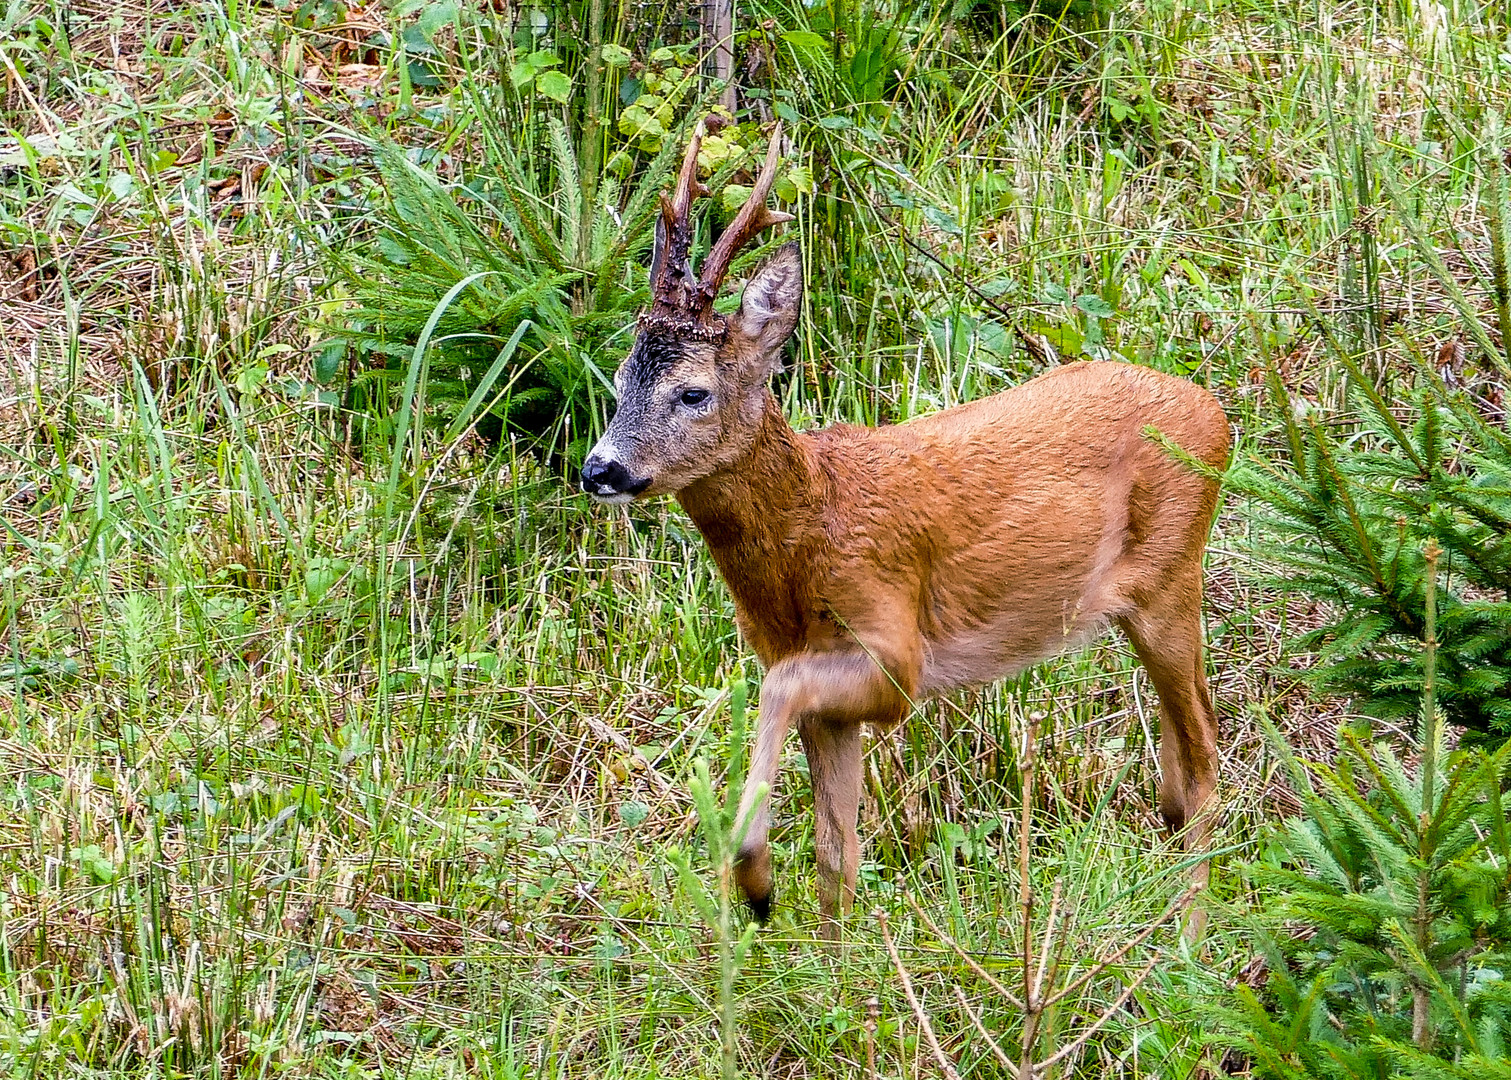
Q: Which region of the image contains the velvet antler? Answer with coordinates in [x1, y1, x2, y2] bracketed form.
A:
[645, 122, 791, 331]
[648, 124, 711, 316]
[696, 125, 793, 309]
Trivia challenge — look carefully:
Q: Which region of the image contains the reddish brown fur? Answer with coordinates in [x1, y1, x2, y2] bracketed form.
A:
[674, 362, 1229, 929]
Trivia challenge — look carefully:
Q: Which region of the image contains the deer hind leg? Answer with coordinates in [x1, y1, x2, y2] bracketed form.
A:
[1116, 589, 1219, 885]
[798, 718, 864, 940]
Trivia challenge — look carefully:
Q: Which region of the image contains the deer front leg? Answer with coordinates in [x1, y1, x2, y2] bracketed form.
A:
[798, 717, 863, 939]
[730, 687, 795, 924]
[731, 648, 916, 930]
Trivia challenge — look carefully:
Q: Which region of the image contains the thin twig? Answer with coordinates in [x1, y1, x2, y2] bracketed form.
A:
[953, 986, 1015, 1072]
[903, 892, 1025, 1009]
[1041, 881, 1201, 1010]
[877, 909, 962, 1080]
[864, 995, 881, 1080]
[1030, 880, 1064, 1009]
[1033, 949, 1166, 1075]
[0, 50, 59, 138]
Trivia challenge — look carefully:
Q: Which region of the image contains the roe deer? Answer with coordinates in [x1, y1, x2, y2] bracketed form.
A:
[581, 123, 1231, 936]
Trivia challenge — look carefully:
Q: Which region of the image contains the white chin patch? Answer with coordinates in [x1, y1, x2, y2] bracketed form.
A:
[589, 491, 637, 505]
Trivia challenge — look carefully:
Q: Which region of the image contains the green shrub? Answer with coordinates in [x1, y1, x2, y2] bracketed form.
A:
[1228, 365, 1511, 740]
[327, 126, 676, 453]
[1211, 713, 1511, 1078]
[328, 113, 793, 456]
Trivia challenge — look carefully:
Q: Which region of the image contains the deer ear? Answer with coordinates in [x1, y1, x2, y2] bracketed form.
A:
[730, 243, 802, 368]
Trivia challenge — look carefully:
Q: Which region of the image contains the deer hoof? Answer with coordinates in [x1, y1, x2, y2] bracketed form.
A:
[734, 846, 773, 922]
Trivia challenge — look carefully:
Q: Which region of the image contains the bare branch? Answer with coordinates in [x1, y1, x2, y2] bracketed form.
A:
[1033, 949, 1166, 1075]
[903, 892, 1025, 1010]
[953, 987, 1016, 1073]
[1041, 881, 1201, 1011]
[1030, 880, 1065, 1009]
[877, 909, 962, 1080]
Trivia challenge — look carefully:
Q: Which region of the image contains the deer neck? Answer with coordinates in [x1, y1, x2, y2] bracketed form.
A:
[676, 396, 822, 660]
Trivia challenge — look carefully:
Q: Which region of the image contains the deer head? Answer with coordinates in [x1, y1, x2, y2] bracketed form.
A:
[581, 124, 799, 503]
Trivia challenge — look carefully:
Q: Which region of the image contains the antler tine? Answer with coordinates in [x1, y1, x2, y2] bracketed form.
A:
[669, 123, 710, 222]
[697, 124, 794, 306]
[650, 123, 712, 313]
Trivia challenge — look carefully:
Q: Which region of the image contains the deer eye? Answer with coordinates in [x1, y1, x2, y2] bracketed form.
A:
[679, 388, 710, 408]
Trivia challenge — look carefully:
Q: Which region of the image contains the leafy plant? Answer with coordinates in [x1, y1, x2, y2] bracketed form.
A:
[615, 44, 704, 154]
[1229, 364, 1511, 740]
[329, 91, 805, 455]
[328, 123, 682, 451]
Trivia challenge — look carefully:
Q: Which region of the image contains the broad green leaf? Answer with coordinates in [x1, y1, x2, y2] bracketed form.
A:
[600, 43, 632, 67]
[922, 206, 962, 235]
[782, 31, 833, 73]
[535, 70, 572, 103]
[418, 0, 457, 40]
[1076, 294, 1116, 318]
[73, 844, 117, 883]
[234, 363, 269, 396]
[721, 184, 751, 212]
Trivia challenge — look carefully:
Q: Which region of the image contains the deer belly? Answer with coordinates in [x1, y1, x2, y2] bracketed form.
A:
[918, 608, 1111, 696]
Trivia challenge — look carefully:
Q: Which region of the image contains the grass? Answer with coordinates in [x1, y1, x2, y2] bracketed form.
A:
[3, 0, 1508, 1076]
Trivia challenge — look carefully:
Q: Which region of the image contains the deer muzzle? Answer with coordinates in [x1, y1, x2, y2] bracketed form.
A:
[580, 449, 651, 504]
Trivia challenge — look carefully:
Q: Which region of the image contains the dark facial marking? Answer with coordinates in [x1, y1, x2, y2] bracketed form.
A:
[622, 330, 690, 392]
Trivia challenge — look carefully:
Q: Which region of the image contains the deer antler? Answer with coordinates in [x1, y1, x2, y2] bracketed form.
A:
[649, 123, 712, 315]
[645, 122, 792, 329]
[697, 125, 793, 308]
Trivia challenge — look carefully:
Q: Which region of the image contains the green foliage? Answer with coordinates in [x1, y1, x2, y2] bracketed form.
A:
[325, 4, 794, 455]
[1211, 718, 1511, 1078]
[16, 0, 1511, 1072]
[330, 125, 681, 450]
[1229, 368, 1511, 739]
[957, 0, 1109, 31]
[615, 44, 705, 153]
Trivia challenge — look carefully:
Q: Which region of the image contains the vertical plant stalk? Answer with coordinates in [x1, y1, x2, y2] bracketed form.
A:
[673, 757, 760, 1080]
[718, 844, 738, 1080]
[1414, 538, 1441, 1051]
[1018, 709, 1043, 1080]
[1489, 144, 1511, 372]
[720, 682, 752, 1080]
[671, 693, 761, 1080]
[575, 0, 606, 315]
[863, 995, 880, 1080]
[1349, 117, 1382, 376]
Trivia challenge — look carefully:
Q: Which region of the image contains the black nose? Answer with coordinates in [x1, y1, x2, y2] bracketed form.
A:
[580, 457, 650, 496]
